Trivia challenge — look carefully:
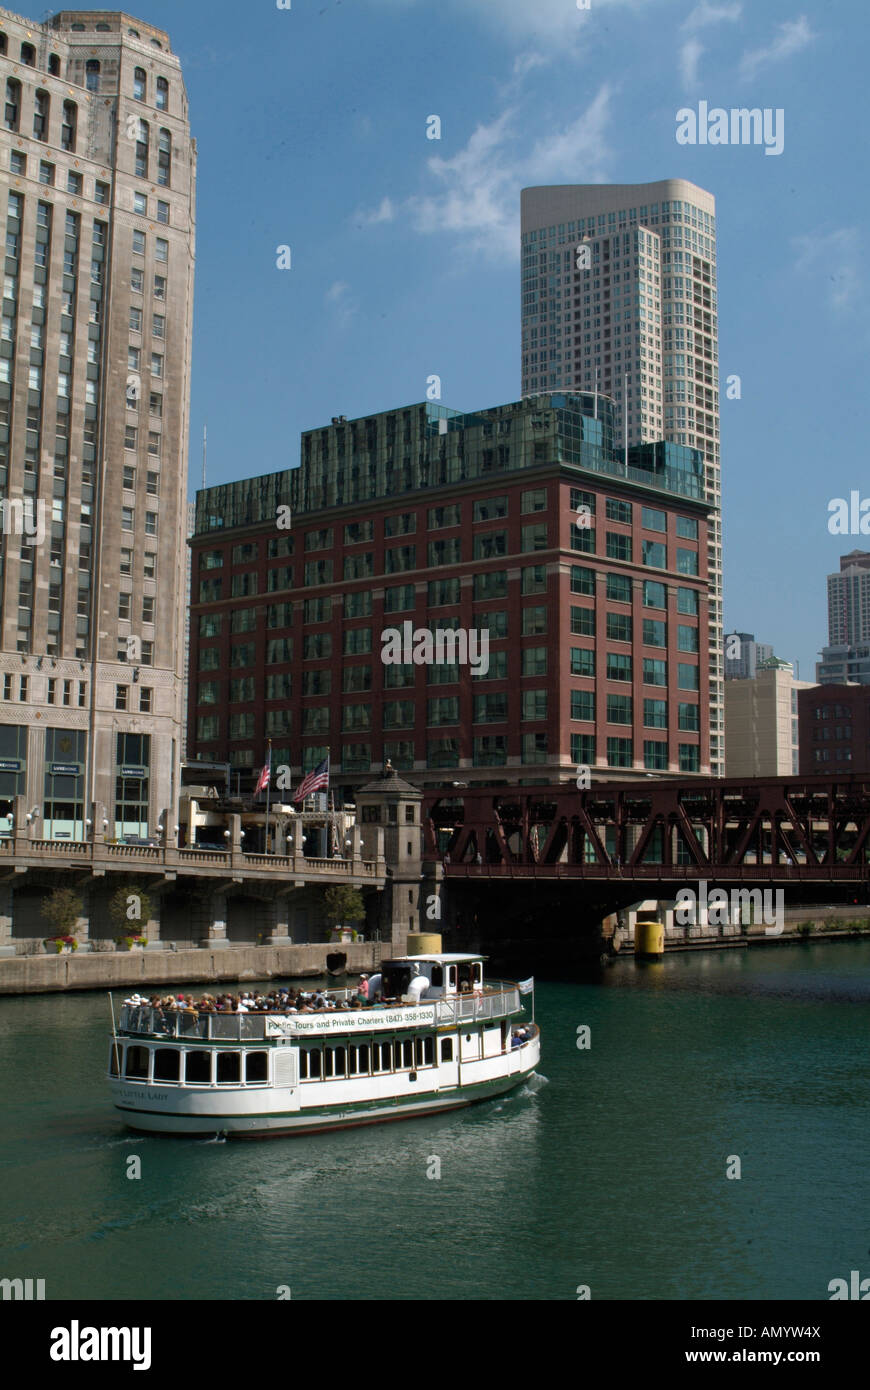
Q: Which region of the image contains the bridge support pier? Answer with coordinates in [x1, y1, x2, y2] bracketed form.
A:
[0, 883, 14, 958]
[198, 890, 231, 950]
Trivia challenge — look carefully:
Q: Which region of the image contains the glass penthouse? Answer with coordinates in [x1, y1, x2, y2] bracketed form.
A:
[189, 393, 712, 797]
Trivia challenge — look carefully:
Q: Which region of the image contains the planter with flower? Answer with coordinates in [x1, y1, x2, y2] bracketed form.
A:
[40, 887, 84, 956]
[107, 882, 154, 953]
[45, 934, 79, 955]
[323, 884, 365, 945]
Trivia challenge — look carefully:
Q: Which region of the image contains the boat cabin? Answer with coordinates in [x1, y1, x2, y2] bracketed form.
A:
[377, 953, 485, 1003]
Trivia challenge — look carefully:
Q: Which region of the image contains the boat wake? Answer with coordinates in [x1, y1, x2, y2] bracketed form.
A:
[521, 1071, 549, 1094]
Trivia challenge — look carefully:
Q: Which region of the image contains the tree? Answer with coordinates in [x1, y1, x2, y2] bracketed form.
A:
[323, 884, 365, 924]
[41, 887, 84, 938]
[108, 883, 154, 937]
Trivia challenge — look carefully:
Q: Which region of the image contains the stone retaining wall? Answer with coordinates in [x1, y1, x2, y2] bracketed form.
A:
[0, 943, 381, 995]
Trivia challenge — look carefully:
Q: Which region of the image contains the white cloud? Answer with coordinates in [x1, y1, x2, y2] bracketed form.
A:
[792, 229, 863, 312]
[402, 86, 613, 264]
[740, 15, 815, 80]
[367, 0, 644, 49]
[682, 1, 742, 32]
[324, 280, 359, 323]
[679, 2, 741, 87]
[679, 38, 704, 86]
[356, 196, 395, 226]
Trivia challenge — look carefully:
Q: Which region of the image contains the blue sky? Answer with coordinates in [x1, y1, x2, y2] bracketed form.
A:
[138, 0, 867, 679]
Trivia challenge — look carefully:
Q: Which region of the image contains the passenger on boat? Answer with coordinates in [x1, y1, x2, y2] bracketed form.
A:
[358, 973, 369, 1000]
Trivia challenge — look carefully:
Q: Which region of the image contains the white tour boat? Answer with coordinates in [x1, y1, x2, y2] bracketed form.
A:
[107, 952, 540, 1137]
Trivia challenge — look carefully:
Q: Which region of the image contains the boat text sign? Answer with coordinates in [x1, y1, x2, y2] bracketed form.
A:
[265, 1008, 437, 1036]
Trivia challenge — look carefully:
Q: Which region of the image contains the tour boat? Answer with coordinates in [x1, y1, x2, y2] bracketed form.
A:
[107, 953, 540, 1137]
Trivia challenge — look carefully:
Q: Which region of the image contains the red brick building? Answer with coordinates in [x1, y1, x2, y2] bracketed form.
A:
[798, 684, 870, 774]
[188, 395, 712, 800]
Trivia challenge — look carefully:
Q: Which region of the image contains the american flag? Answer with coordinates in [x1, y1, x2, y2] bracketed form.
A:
[254, 747, 271, 795]
[292, 756, 329, 804]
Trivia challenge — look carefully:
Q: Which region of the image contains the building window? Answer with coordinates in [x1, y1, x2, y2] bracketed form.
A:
[679, 743, 700, 772]
[607, 737, 633, 768]
[5, 79, 22, 133]
[156, 77, 169, 111]
[133, 68, 146, 102]
[85, 60, 101, 93]
[33, 90, 49, 141]
[570, 648, 594, 678]
[157, 129, 171, 186]
[644, 699, 667, 729]
[39, 159, 54, 185]
[643, 658, 667, 687]
[644, 741, 668, 770]
[606, 653, 632, 682]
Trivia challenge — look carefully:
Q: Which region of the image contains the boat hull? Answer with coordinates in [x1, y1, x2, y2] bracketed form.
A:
[111, 1036, 540, 1138]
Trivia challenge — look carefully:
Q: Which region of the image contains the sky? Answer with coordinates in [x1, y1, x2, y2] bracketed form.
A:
[130, 0, 868, 681]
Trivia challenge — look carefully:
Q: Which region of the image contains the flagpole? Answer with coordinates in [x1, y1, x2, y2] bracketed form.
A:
[264, 738, 272, 855]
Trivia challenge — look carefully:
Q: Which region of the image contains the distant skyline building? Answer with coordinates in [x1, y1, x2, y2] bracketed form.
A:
[724, 663, 811, 778]
[520, 180, 723, 776]
[799, 683, 870, 775]
[724, 631, 774, 681]
[0, 9, 195, 839]
[817, 551, 870, 686]
[189, 394, 712, 795]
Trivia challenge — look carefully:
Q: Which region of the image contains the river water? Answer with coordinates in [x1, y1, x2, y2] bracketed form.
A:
[1, 940, 867, 1301]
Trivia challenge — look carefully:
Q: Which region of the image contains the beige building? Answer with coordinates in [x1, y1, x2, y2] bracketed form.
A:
[0, 8, 195, 839]
[724, 664, 813, 778]
[520, 181, 724, 774]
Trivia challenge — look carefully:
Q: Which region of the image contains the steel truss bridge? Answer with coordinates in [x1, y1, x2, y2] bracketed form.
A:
[423, 775, 870, 885]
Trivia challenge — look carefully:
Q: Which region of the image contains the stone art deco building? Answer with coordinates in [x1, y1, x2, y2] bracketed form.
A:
[0, 9, 195, 838]
[520, 182, 724, 776]
[189, 394, 712, 799]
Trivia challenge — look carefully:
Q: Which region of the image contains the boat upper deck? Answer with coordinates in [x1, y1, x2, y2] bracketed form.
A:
[117, 984, 523, 1042]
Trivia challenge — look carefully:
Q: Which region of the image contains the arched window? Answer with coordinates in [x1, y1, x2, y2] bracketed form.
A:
[135, 118, 149, 178]
[150, 39, 162, 49]
[20, 41, 35, 65]
[157, 128, 171, 188]
[85, 59, 100, 93]
[71, 22, 85, 30]
[155, 76, 168, 111]
[33, 89, 49, 141]
[4, 78, 21, 132]
[61, 99, 77, 151]
[0, 34, 8, 56]
[95, 22, 110, 31]
[128, 28, 140, 38]
[133, 67, 146, 101]
[48, 53, 61, 76]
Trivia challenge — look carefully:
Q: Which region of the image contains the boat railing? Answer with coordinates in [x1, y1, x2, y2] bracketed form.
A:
[117, 985, 522, 1040]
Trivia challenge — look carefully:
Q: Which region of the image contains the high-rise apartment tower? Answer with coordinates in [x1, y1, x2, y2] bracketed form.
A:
[520, 181, 723, 773]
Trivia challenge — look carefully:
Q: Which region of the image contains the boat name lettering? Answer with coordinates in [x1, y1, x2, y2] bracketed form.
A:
[266, 1009, 432, 1035]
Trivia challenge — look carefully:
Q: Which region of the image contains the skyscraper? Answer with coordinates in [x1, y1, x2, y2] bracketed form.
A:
[0, 10, 195, 839]
[817, 550, 870, 685]
[520, 180, 723, 774]
[724, 631, 774, 681]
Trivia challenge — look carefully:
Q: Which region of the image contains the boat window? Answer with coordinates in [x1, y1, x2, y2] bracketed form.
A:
[418, 1036, 434, 1066]
[154, 1048, 180, 1081]
[217, 1052, 241, 1084]
[430, 966, 443, 986]
[350, 1043, 369, 1074]
[332, 1045, 347, 1077]
[447, 966, 457, 987]
[473, 963, 483, 986]
[124, 1045, 149, 1079]
[440, 1037, 454, 1062]
[307, 1047, 322, 1080]
[184, 1050, 211, 1084]
[401, 1039, 414, 1069]
[372, 1041, 391, 1072]
[109, 1042, 121, 1076]
[245, 1051, 268, 1083]
[324, 1048, 334, 1078]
